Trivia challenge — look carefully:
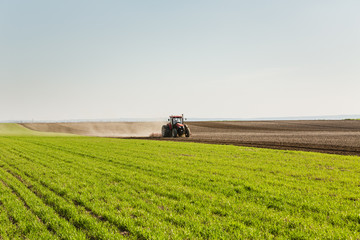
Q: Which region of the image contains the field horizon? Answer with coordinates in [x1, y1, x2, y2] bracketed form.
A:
[2, 114, 360, 124]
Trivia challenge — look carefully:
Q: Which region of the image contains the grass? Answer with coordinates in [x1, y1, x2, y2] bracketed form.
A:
[0, 124, 359, 239]
[0, 123, 72, 136]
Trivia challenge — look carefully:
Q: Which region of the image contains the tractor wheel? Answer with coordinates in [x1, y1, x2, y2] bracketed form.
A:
[185, 125, 191, 137]
[162, 125, 170, 137]
[172, 128, 178, 138]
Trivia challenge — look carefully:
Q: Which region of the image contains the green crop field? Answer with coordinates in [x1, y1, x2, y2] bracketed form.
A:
[0, 123, 72, 136]
[0, 124, 359, 239]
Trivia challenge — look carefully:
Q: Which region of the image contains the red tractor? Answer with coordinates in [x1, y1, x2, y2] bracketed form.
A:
[162, 114, 191, 138]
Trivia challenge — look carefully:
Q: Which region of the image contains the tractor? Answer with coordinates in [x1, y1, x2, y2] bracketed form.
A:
[162, 114, 191, 138]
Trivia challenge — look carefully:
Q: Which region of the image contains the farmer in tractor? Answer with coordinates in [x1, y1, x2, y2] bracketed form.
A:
[172, 117, 182, 125]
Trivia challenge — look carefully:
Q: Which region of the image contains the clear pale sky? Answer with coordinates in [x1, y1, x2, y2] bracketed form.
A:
[1, 1, 359, 121]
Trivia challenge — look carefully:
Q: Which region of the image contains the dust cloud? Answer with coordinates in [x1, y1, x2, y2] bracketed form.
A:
[21, 122, 166, 137]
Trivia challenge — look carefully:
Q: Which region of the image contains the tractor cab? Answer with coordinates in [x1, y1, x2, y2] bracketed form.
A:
[171, 116, 183, 125]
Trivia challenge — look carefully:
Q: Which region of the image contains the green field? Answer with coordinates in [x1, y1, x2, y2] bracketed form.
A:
[0, 123, 72, 136]
[0, 124, 359, 239]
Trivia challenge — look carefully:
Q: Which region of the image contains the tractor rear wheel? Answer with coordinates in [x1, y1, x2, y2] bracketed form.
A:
[162, 125, 170, 137]
[185, 125, 191, 137]
[172, 128, 178, 138]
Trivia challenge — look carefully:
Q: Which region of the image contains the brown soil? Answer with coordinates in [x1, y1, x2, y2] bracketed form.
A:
[127, 120, 360, 156]
[21, 120, 360, 156]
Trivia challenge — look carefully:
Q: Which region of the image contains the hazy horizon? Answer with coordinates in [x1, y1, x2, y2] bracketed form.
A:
[1, 1, 359, 121]
[3, 114, 360, 124]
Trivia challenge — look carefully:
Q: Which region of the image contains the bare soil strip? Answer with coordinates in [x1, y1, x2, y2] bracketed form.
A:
[125, 120, 360, 156]
[21, 120, 360, 156]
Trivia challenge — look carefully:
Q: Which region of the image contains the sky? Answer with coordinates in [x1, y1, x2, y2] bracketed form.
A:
[1, 0, 359, 121]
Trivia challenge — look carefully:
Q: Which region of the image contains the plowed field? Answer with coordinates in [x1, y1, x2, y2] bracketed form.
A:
[21, 120, 360, 156]
[146, 120, 360, 156]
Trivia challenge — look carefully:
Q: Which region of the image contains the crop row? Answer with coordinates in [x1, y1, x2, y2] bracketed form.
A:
[0, 136, 360, 239]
